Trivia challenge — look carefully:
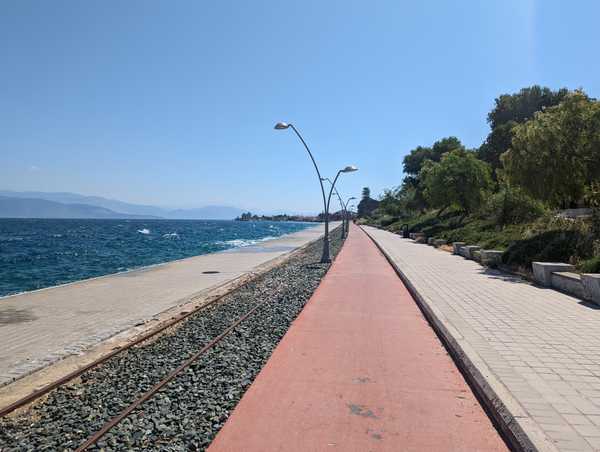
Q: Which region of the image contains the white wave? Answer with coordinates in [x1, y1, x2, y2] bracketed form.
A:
[217, 235, 278, 249]
[162, 232, 179, 239]
[137, 228, 150, 235]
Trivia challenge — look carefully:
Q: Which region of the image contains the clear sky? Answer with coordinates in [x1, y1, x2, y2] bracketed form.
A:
[1, 1, 599, 213]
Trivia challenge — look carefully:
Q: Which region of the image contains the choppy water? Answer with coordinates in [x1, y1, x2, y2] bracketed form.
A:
[0, 219, 314, 297]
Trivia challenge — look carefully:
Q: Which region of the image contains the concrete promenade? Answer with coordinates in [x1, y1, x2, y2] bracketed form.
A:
[209, 224, 507, 451]
[364, 226, 600, 452]
[0, 223, 330, 387]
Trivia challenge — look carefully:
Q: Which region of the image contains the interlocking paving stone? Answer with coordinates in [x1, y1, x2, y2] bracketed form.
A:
[364, 226, 600, 452]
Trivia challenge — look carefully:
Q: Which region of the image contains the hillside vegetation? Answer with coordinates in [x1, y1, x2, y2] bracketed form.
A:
[361, 86, 600, 274]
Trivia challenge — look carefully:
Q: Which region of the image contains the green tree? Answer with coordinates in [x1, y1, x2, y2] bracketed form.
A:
[477, 121, 516, 173]
[400, 137, 466, 212]
[399, 177, 428, 213]
[361, 187, 371, 199]
[420, 149, 493, 218]
[488, 85, 569, 129]
[403, 137, 464, 176]
[502, 91, 600, 208]
[479, 86, 569, 175]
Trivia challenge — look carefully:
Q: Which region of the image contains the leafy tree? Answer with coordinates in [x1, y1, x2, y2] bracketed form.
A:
[400, 137, 466, 213]
[488, 85, 569, 130]
[585, 182, 600, 237]
[502, 91, 600, 208]
[402, 146, 433, 175]
[420, 149, 493, 217]
[403, 137, 464, 176]
[357, 197, 380, 218]
[483, 185, 547, 225]
[477, 121, 516, 173]
[357, 186, 380, 218]
[377, 188, 402, 217]
[479, 86, 569, 175]
[399, 176, 428, 213]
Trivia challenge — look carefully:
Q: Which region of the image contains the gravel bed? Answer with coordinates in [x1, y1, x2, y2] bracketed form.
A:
[0, 228, 343, 451]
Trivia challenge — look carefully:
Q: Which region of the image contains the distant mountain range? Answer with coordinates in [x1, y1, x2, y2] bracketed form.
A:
[0, 191, 246, 220]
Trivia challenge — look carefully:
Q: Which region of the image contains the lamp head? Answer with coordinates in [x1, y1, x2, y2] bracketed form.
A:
[341, 165, 358, 173]
[274, 122, 290, 130]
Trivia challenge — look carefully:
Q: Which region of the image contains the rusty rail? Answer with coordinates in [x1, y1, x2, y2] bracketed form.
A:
[0, 286, 238, 418]
[74, 297, 270, 451]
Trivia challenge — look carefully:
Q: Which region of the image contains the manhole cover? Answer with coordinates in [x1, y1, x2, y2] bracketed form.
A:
[202, 271, 220, 274]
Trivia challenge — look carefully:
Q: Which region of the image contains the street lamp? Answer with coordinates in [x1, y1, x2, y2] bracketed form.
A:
[343, 196, 356, 234]
[322, 166, 358, 256]
[274, 122, 329, 263]
[321, 178, 348, 239]
[274, 121, 357, 262]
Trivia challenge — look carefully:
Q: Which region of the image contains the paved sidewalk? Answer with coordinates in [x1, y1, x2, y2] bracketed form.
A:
[209, 224, 507, 451]
[364, 226, 600, 452]
[0, 224, 331, 386]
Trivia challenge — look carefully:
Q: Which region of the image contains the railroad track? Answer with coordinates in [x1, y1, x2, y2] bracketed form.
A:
[0, 229, 343, 451]
[0, 290, 236, 419]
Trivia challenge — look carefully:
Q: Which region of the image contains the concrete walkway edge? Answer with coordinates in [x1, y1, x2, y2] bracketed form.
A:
[361, 226, 545, 452]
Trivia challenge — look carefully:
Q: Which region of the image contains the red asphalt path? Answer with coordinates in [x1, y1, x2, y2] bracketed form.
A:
[208, 225, 508, 452]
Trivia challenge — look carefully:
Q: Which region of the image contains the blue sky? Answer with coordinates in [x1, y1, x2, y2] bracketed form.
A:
[1, 1, 599, 213]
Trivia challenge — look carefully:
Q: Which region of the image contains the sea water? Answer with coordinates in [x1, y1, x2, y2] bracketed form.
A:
[0, 219, 313, 297]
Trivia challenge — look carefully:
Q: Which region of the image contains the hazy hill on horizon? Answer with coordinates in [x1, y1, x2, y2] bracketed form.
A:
[0, 190, 245, 220]
[0, 196, 162, 219]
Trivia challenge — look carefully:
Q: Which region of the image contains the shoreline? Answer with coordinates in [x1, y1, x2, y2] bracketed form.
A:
[0, 221, 322, 302]
[0, 223, 337, 389]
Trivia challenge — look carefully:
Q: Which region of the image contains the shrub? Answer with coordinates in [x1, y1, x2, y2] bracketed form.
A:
[379, 215, 399, 227]
[503, 230, 593, 269]
[484, 186, 547, 225]
[420, 149, 493, 215]
[585, 182, 600, 238]
[580, 256, 600, 273]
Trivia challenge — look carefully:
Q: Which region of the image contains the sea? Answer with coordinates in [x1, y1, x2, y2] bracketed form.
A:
[0, 219, 314, 298]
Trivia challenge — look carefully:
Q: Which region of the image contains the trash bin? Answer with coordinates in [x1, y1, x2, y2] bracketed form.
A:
[402, 224, 409, 238]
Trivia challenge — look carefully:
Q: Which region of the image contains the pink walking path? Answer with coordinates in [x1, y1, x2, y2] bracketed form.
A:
[208, 224, 508, 451]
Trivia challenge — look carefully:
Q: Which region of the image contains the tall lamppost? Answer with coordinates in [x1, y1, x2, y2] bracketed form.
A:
[343, 196, 356, 234]
[347, 204, 356, 231]
[321, 178, 348, 239]
[274, 121, 357, 262]
[324, 166, 358, 251]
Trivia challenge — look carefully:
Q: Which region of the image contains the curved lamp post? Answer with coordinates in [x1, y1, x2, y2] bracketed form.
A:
[321, 178, 348, 239]
[323, 165, 358, 254]
[347, 204, 357, 231]
[274, 121, 357, 262]
[343, 196, 356, 234]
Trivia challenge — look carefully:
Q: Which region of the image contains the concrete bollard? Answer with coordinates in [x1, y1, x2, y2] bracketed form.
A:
[480, 250, 503, 268]
[414, 233, 427, 244]
[460, 245, 481, 260]
[551, 272, 586, 299]
[452, 242, 466, 255]
[434, 239, 447, 248]
[582, 274, 600, 305]
[532, 262, 575, 287]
